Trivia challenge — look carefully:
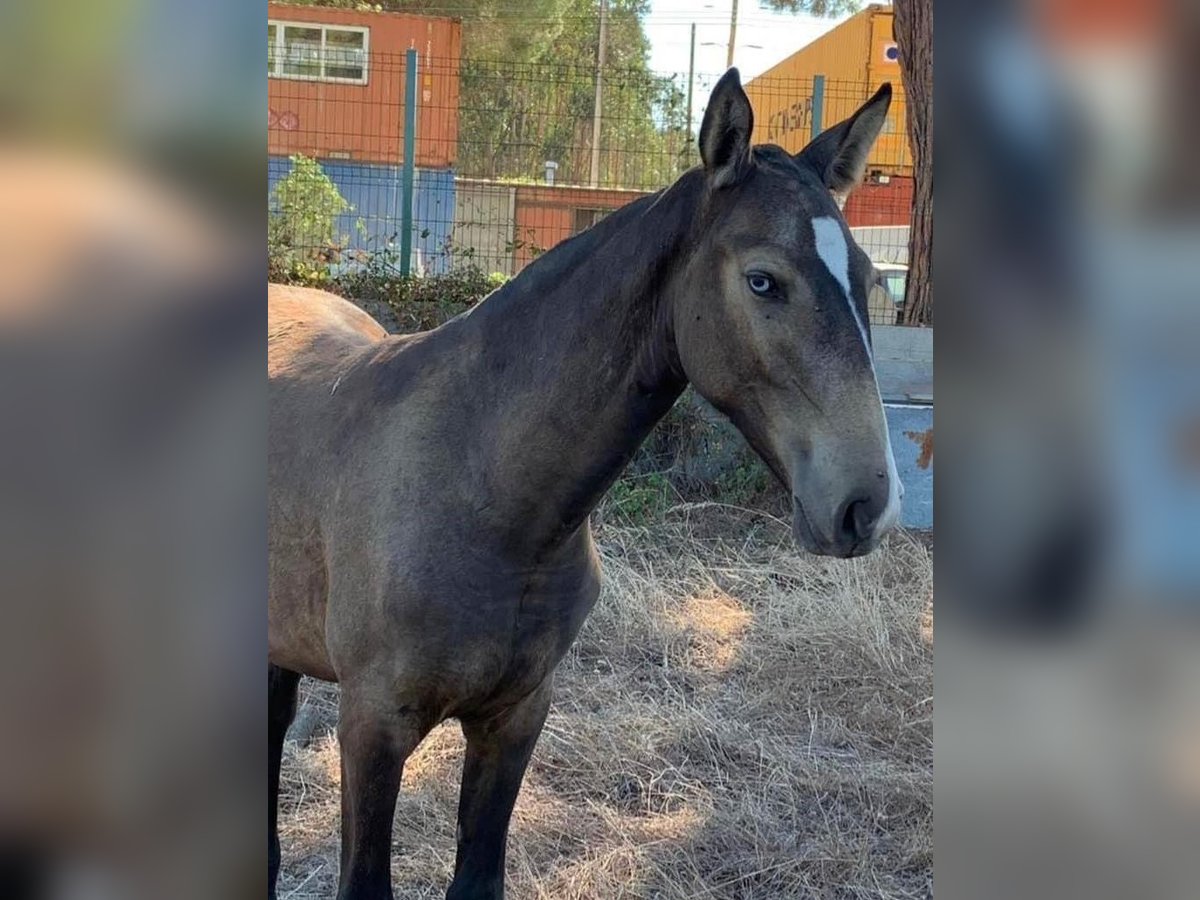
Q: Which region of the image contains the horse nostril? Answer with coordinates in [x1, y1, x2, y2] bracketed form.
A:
[838, 494, 883, 545]
[851, 498, 878, 541]
[838, 497, 867, 544]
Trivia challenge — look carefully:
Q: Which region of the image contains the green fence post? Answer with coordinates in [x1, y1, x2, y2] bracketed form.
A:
[810, 74, 825, 142]
[400, 47, 418, 276]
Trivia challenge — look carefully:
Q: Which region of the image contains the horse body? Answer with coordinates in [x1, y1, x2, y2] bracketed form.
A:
[269, 283, 605, 690]
[269, 72, 901, 900]
[268, 208, 678, 896]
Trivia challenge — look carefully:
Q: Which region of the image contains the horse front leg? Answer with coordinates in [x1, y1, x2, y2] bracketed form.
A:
[269, 664, 301, 900]
[336, 688, 431, 900]
[446, 682, 552, 900]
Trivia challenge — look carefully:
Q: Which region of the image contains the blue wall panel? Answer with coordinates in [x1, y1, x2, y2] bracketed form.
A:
[269, 157, 455, 274]
[410, 167, 456, 275]
[884, 403, 933, 530]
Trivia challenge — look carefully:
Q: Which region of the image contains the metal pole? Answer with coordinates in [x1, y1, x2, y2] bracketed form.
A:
[726, 0, 738, 69]
[400, 47, 418, 276]
[686, 23, 696, 162]
[589, 0, 608, 187]
[811, 73, 825, 141]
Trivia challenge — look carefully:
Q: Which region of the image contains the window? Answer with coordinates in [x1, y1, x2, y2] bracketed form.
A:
[572, 208, 608, 236]
[268, 20, 369, 84]
[883, 272, 907, 305]
[324, 28, 367, 81]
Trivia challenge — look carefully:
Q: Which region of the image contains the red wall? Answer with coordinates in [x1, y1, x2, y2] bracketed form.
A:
[843, 175, 912, 227]
[267, 4, 461, 167]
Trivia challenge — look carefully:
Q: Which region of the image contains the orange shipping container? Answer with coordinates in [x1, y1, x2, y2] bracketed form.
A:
[267, 3, 461, 168]
[743, 4, 911, 176]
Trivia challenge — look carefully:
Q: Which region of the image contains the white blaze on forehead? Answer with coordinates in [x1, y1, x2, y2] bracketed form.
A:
[811, 215, 904, 536]
[811, 215, 871, 354]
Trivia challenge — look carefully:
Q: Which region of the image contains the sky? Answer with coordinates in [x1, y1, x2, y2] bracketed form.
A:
[641, 0, 851, 83]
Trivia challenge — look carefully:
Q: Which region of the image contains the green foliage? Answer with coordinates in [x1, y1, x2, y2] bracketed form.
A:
[268, 154, 355, 283]
[598, 389, 782, 524]
[602, 472, 675, 525]
[715, 461, 772, 506]
[272, 242, 507, 331]
[505, 228, 546, 261]
[369, 266, 500, 325]
[270, 154, 351, 251]
[457, 0, 689, 187]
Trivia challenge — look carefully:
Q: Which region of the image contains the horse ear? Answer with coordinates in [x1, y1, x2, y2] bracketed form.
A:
[699, 68, 754, 188]
[797, 82, 892, 207]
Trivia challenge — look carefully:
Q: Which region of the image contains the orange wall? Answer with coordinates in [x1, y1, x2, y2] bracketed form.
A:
[743, 4, 911, 176]
[512, 185, 651, 270]
[267, 4, 461, 167]
[862, 7, 909, 176]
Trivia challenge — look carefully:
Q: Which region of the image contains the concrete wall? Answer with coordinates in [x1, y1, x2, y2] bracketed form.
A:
[877, 326, 933, 528]
[452, 179, 517, 274]
[872, 323, 933, 403]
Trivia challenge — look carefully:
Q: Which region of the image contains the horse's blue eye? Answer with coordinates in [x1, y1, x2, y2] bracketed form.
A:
[747, 273, 776, 296]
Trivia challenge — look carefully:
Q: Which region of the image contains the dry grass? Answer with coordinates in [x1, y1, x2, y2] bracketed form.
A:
[277, 505, 933, 899]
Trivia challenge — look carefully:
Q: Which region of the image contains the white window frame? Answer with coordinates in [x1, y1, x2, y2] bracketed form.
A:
[268, 20, 370, 85]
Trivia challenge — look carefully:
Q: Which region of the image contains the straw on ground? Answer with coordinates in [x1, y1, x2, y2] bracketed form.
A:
[277, 504, 933, 899]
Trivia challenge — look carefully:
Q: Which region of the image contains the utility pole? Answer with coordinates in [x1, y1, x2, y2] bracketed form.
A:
[686, 22, 696, 161]
[589, 0, 609, 187]
[726, 0, 738, 69]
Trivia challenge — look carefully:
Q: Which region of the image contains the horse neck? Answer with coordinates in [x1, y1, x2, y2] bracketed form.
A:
[465, 173, 703, 549]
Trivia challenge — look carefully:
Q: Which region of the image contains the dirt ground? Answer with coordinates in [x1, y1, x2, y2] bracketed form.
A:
[276, 505, 933, 899]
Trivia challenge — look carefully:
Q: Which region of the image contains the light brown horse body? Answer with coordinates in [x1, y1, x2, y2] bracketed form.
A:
[269, 72, 900, 900]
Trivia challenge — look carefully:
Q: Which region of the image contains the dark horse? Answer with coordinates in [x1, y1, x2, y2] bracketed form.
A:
[269, 71, 901, 899]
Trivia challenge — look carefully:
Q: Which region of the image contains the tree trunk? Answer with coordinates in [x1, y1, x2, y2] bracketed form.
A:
[893, 0, 932, 326]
